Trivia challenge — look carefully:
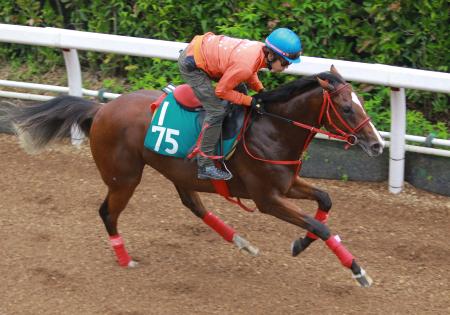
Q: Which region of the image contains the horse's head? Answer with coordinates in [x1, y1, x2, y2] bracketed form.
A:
[317, 66, 384, 157]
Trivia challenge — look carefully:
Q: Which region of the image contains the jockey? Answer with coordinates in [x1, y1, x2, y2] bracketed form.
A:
[178, 28, 302, 180]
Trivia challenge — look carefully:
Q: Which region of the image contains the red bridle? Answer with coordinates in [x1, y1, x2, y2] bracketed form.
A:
[242, 83, 372, 169]
[319, 83, 371, 145]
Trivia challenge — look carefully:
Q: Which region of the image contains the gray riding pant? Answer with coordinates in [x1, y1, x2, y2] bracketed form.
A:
[178, 48, 228, 168]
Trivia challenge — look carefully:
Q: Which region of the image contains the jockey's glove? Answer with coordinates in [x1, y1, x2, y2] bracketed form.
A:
[250, 97, 264, 113]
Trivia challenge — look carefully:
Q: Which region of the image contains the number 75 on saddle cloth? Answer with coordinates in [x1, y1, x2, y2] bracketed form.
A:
[144, 93, 237, 158]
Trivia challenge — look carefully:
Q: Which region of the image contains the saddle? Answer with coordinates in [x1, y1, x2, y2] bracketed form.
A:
[173, 84, 202, 110]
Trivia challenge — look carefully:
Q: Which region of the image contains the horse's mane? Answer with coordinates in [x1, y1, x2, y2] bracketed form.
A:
[256, 71, 345, 104]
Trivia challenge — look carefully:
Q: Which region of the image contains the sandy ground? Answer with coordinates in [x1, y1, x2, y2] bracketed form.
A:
[0, 133, 449, 315]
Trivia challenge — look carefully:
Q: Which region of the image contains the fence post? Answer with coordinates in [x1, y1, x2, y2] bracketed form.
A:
[62, 48, 85, 146]
[389, 87, 406, 193]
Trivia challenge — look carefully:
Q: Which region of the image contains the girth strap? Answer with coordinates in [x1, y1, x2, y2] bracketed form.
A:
[211, 180, 255, 212]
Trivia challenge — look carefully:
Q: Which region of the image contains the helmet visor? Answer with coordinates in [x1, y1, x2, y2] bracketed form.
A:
[282, 51, 302, 64]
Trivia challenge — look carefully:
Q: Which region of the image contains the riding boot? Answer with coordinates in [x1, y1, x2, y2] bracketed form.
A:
[197, 122, 232, 180]
[198, 165, 232, 180]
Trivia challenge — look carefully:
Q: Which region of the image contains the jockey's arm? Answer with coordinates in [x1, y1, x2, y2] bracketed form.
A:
[215, 66, 253, 106]
[246, 72, 264, 92]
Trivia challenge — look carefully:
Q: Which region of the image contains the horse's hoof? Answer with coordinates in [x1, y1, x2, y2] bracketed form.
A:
[353, 268, 373, 288]
[127, 260, 139, 268]
[291, 238, 305, 257]
[239, 246, 260, 257]
[233, 234, 259, 256]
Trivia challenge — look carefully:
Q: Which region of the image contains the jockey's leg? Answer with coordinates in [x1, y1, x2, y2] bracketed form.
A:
[197, 98, 227, 168]
[174, 185, 258, 255]
[286, 176, 332, 256]
[178, 49, 230, 179]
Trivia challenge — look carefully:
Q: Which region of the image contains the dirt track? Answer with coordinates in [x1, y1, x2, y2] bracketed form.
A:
[0, 133, 449, 315]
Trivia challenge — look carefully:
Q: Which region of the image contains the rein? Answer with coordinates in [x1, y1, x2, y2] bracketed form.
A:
[242, 84, 371, 168]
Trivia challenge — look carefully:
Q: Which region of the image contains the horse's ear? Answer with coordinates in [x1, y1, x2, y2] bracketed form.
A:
[317, 77, 335, 91]
[330, 65, 344, 80]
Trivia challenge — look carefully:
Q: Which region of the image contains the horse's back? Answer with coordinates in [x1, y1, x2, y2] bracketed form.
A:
[90, 90, 162, 178]
[98, 89, 161, 116]
[91, 89, 161, 135]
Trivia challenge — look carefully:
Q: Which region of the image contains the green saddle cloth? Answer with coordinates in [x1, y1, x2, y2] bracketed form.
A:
[144, 92, 239, 158]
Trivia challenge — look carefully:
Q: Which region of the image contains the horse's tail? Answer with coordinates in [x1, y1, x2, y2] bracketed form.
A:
[4, 95, 101, 153]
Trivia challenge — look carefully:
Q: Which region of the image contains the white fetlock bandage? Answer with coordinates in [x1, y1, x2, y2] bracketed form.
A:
[352, 267, 366, 279]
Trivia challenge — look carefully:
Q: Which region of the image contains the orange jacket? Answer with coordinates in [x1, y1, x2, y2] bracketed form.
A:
[186, 32, 266, 106]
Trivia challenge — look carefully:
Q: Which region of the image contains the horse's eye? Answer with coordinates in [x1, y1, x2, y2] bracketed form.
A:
[343, 106, 352, 114]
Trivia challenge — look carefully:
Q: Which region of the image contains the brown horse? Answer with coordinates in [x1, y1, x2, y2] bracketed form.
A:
[6, 66, 383, 287]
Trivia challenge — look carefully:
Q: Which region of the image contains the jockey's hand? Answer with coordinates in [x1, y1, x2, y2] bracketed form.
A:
[250, 97, 264, 113]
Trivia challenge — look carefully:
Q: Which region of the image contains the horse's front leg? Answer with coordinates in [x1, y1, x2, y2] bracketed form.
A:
[255, 194, 372, 287]
[286, 176, 332, 256]
[174, 185, 259, 256]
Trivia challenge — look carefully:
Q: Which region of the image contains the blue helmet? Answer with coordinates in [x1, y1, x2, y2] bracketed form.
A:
[265, 28, 302, 64]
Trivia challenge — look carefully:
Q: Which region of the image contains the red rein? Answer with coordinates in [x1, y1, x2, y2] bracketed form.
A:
[243, 85, 371, 168]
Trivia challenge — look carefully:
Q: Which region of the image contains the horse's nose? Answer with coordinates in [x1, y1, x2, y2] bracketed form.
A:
[370, 142, 383, 156]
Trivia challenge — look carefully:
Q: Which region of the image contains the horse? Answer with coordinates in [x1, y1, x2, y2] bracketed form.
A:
[6, 65, 383, 287]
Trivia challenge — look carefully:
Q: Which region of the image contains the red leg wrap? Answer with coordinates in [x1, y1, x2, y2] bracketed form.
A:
[325, 235, 354, 268]
[306, 209, 329, 240]
[110, 234, 131, 267]
[203, 212, 235, 242]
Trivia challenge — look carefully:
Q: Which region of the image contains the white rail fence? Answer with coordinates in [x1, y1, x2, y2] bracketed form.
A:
[0, 24, 449, 194]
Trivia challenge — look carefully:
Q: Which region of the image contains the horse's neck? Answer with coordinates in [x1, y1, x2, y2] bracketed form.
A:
[247, 88, 324, 161]
[270, 88, 323, 126]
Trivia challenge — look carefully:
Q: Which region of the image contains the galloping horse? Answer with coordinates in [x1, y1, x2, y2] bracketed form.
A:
[7, 66, 383, 287]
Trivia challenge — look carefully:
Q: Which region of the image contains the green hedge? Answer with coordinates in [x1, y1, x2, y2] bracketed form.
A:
[0, 0, 448, 138]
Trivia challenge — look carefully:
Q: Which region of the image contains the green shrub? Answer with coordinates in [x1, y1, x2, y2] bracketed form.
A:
[0, 0, 448, 138]
[363, 87, 448, 139]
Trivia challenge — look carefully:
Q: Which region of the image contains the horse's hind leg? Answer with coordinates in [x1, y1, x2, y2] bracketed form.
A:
[174, 185, 259, 256]
[99, 179, 141, 267]
[286, 176, 332, 256]
[93, 142, 144, 267]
